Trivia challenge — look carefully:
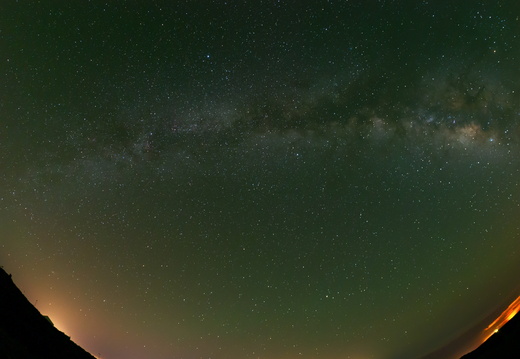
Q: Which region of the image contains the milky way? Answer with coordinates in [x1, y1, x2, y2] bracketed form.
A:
[1, 2, 520, 359]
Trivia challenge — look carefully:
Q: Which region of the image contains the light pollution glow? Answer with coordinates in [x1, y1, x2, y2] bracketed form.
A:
[479, 295, 520, 344]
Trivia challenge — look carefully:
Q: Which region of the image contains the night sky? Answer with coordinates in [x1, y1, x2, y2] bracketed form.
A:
[1, 1, 520, 359]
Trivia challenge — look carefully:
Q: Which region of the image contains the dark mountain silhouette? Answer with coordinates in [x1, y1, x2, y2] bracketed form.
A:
[460, 309, 520, 359]
[420, 293, 520, 359]
[0, 267, 96, 359]
[2, 263, 518, 359]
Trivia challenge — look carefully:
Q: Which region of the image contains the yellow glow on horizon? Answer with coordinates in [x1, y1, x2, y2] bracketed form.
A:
[478, 295, 520, 346]
[40, 309, 73, 338]
[506, 309, 518, 321]
[484, 296, 520, 331]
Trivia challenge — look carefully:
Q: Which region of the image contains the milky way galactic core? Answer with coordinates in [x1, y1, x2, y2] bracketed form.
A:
[1, 2, 520, 359]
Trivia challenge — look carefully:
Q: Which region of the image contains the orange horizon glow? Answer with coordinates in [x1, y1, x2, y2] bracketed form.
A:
[41, 312, 71, 336]
[478, 295, 520, 345]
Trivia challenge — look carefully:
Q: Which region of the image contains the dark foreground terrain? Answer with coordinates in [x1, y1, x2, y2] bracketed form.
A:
[1, 265, 518, 359]
[460, 309, 520, 359]
[0, 267, 95, 359]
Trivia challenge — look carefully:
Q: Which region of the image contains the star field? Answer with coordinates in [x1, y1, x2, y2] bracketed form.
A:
[1, 2, 520, 359]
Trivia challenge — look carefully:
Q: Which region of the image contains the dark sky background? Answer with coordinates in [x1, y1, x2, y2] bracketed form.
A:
[1, 1, 520, 358]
